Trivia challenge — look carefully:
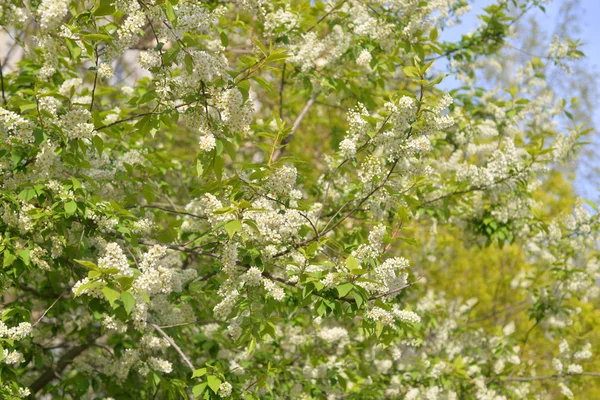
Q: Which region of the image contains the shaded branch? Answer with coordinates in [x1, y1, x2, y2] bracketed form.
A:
[30, 335, 98, 395]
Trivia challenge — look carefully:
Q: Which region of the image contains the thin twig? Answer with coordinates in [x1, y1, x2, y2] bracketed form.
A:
[138, 205, 207, 219]
[89, 47, 99, 112]
[151, 323, 195, 372]
[278, 62, 286, 120]
[502, 372, 600, 381]
[0, 58, 6, 105]
[32, 294, 63, 327]
[368, 277, 423, 300]
[272, 92, 319, 161]
[137, 239, 218, 258]
[307, 0, 348, 32]
[156, 320, 209, 329]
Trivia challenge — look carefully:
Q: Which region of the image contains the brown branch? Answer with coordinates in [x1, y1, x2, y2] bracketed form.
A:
[30, 335, 98, 395]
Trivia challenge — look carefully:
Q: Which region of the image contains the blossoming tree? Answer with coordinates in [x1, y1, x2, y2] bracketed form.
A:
[0, 0, 598, 398]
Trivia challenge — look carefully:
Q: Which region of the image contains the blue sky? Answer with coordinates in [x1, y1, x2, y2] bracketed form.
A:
[438, 0, 600, 200]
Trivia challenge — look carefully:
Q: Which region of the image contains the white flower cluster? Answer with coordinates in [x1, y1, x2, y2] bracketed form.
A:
[262, 278, 285, 301]
[148, 356, 173, 374]
[216, 88, 253, 135]
[102, 314, 127, 333]
[132, 218, 156, 235]
[98, 242, 132, 277]
[59, 78, 82, 97]
[243, 267, 263, 287]
[366, 305, 420, 328]
[0, 321, 31, 367]
[351, 224, 386, 262]
[31, 247, 51, 270]
[97, 64, 113, 79]
[244, 197, 306, 244]
[182, 50, 228, 83]
[318, 327, 348, 344]
[2, 348, 25, 365]
[138, 51, 162, 70]
[171, 1, 222, 37]
[116, 4, 145, 51]
[559, 382, 574, 399]
[218, 381, 233, 397]
[338, 104, 370, 159]
[133, 245, 173, 295]
[325, 2, 393, 51]
[199, 132, 217, 152]
[61, 107, 94, 140]
[366, 257, 410, 297]
[38, 0, 69, 32]
[356, 49, 372, 71]
[0, 107, 34, 145]
[266, 165, 301, 199]
[0, 321, 32, 340]
[214, 289, 239, 320]
[72, 277, 103, 298]
[264, 7, 298, 36]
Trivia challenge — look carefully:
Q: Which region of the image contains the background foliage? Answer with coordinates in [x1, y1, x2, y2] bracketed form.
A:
[0, 0, 598, 399]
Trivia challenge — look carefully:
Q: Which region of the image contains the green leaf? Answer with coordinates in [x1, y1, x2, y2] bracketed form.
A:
[192, 368, 207, 378]
[64, 201, 77, 216]
[3, 250, 16, 268]
[430, 27, 439, 41]
[165, 1, 176, 22]
[207, 376, 222, 393]
[121, 291, 135, 314]
[336, 283, 354, 298]
[93, 135, 104, 156]
[88, 270, 101, 279]
[18, 249, 30, 266]
[142, 184, 155, 204]
[224, 220, 242, 239]
[83, 33, 113, 42]
[71, 177, 82, 190]
[353, 291, 364, 308]
[193, 383, 207, 398]
[253, 38, 268, 56]
[163, 47, 180, 64]
[251, 76, 274, 93]
[65, 38, 82, 59]
[102, 286, 120, 307]
[93, 0, 116, 15]
[265, 52, 289, 63]
[184, 54, 194, 75]
[75, 259, 98, 270]
[116, 276, 135, 291]
[403, 66, 419, 78]
[247, 337, 256, 356]
[220, 31, 228, 48]
[346, 255, 359, 270]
